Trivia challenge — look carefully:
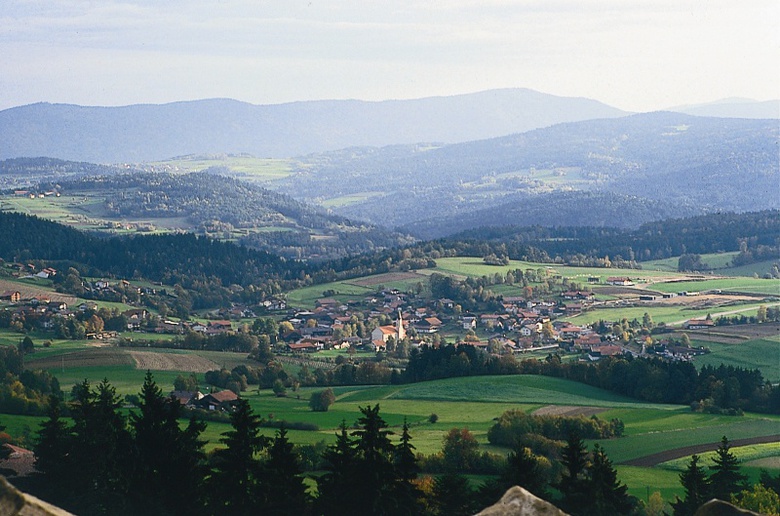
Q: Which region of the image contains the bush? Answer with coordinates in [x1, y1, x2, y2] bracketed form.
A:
[429, 413, 439, 424]
[309, 388, 335, 412]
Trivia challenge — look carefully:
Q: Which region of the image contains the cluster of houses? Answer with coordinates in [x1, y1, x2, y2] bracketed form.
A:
[169, 389, 239, 411]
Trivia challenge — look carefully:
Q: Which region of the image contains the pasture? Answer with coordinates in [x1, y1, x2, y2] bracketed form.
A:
[4, 344, 780, 506]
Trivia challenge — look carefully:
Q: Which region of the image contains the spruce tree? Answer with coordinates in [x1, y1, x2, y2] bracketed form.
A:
[393, 418, 424, 515]
[586, 444, 634, 516]
[263, 426, 310, 515]
[129, 371, 207, 515]
[350, 404, 398, 516]
[33, 395, 71, 499]
[672, 454, 711, 516]
[209, 398, 268, 515]
[432, 472, 476, 516]
[709, 436, 748, 501]
[555, 432, 590, 513]
[317, 421, 359, 516]
[502, 445, 549, 499]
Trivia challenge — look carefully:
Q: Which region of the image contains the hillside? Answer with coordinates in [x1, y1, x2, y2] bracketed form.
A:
[5, 169, 414, 260]
[279, 112, 778, 234]
[0, 89, 627, 162]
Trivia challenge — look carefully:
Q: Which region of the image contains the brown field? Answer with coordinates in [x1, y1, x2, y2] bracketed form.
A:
[127, 350, 221, 372]
[623, 434, 780, 467]
[26, 348, 134, 369]
[0, 279, 77, 304]
[532, 405, 608, 417]
[349, 271, 424, 287]
[744, 456, 780, 468]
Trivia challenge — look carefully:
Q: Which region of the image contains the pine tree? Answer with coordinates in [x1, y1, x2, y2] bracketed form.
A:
[586, 444, 634, 516]
[67, 378, 132, 513]
[672, 454, 711, 516]
[350, 404, 399, 516]
[555, 433, 590, 513]
[502, 445, 549, 499]
[33, 395, 71, 496]
[129, 371, 207, 515]
[317, 421, 359, 516]
[709, 436, 748, 501]
[432, 472, 476, 516]
[209, 398, 268, 515]
[263, 426, 310, 515]
[393, 418, 424, 515]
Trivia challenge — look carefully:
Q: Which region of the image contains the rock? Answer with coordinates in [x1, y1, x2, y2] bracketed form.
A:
[0, 476, 74, 516]
[694, 498, 763, 516]
[476, 486, 569, 516]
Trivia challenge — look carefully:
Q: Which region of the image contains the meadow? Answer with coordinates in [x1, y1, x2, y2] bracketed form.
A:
[4, 341, 780, 506]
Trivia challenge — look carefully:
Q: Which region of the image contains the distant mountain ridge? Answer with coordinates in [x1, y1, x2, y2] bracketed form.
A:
[0, 89, 627, 162]
[669, 98, 780, 119]
[281, 112, 779, 236]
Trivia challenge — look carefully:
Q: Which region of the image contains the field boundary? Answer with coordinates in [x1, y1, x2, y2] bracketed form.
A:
[622, 434, 780, 467]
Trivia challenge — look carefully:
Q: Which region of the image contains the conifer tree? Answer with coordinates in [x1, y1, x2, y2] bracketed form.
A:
[209, 398, 268, 515]
[33, 395, 71, 495]
[502, 445, 549, 499]
[672, 454, 711, 516]
[317, 421, 359, 516]
[555, 432, 590, 513]
[350, 404, 398, 516]
[263, 426, 310, 515]
[709, 436, 748, 501]
[393, 418, 424, 515]
[129, 371, 207, 515]
[586, 444, 634, 516]
[432, 472, 476, 516]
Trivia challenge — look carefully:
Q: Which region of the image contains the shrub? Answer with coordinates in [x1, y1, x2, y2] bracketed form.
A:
[309, 388, 335, 412]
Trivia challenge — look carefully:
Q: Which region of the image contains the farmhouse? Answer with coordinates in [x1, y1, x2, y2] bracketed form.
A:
[0, 291, 21, 303]
[685, 318, 715, 330]
[191, 390, 239, 411]
[606, 277, 634, 286]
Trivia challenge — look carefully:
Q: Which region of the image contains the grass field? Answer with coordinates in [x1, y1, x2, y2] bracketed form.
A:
[650, 278, 779, 296]
[148, 156, 295, 183]
[564, 302, 770, 326]
[692, 337, 780, 382]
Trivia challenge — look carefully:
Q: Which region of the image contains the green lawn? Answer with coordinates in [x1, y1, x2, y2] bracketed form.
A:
[565, 302, 770, 326]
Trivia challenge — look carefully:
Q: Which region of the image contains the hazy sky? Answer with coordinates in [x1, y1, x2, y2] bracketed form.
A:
[1, 1, 778, 112]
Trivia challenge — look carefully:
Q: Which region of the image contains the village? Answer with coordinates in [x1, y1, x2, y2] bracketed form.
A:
[1, 264, 718, 366]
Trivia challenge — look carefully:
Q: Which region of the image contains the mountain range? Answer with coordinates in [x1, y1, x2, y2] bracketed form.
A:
[0, 89, 630, 162]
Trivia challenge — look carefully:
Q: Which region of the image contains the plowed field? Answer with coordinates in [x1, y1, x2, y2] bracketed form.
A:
[127, 351, 220, 372]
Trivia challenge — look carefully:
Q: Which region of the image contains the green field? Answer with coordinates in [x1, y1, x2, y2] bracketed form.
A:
[650, 278, 779, 296]
[565, 302, 770, 326]
[692, 337, 780, 382]
[641, 252, 740, 273]
[148, 155, 295, 183]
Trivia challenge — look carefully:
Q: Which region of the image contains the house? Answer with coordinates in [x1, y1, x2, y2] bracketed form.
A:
[0, 291, 21, 303]
[685, 318, 715, 330]
[461, 314, 477, 330]
[288, 341, 320, 353]
[206, 320, 233, 335]
[607, 277, 634, 286]
[587, 345, 624, 361]
[191, 390, 239, 411]
[170, 390, 204, 406]
[414, 317, 443, 334]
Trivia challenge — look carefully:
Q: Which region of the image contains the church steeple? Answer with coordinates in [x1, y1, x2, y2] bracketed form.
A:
[396, 309, 406, 341]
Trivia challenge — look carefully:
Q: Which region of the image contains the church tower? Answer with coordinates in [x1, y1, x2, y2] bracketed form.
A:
[396, 309, 406, 341]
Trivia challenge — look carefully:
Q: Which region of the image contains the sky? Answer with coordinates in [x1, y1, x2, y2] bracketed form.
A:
[1, 1, 778, 112]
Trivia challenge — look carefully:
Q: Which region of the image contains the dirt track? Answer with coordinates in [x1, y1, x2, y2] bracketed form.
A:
[622, 434, 780, 467]
[532, 405, 608, 417]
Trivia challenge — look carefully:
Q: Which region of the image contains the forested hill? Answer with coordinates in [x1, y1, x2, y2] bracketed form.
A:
[282, 112, 779, 233]
[0, 211, 302, 295]
[48, 171, 415, 260]
[443, 210, 780, 264]
[0, 157, 128, 190]
[0, 89, 626, 162]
